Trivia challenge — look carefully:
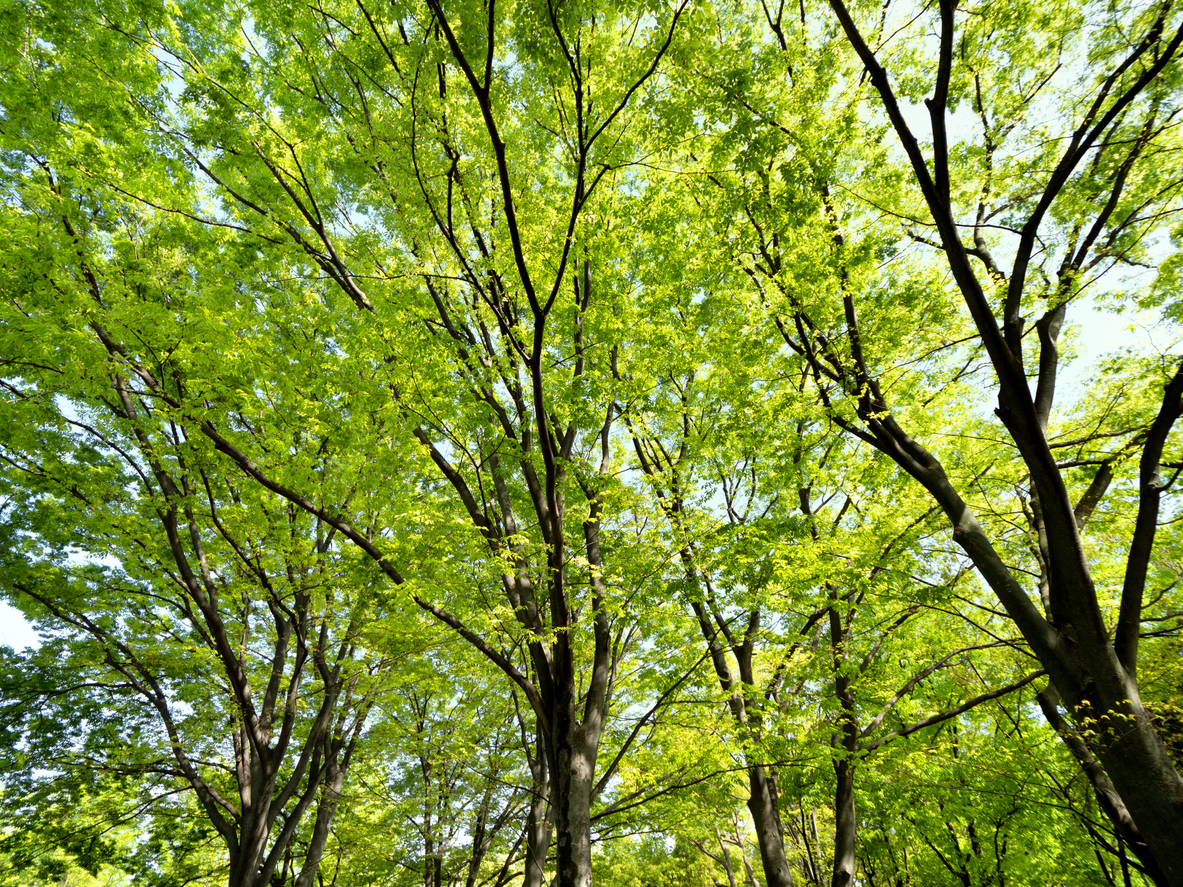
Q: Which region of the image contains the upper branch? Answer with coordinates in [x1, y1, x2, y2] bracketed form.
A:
[1116, 359, 1183, 676]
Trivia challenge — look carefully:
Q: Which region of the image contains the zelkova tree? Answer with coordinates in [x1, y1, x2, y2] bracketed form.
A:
[703, 0, 1183, 880]
[620, 358, 1045, 887]
[0, 491, 378, 887]
[2, 0, 709, 885]
[6, 0, 1183, 884]
[0, 211, 382, 887]
[619, 113, 1054, 886]
[0, 172, 400, 886]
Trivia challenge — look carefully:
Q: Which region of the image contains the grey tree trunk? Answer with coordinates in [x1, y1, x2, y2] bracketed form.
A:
[715, 827, 740, 887]
[829, 629, 858, 887]
[293, 762, 347, 887]
[553, 720, 597, 887]
[523, 765, 554, 887]
[748, 764, 796, 887]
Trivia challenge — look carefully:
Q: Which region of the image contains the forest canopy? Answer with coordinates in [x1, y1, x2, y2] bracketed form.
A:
[2, 0, 1183, 885]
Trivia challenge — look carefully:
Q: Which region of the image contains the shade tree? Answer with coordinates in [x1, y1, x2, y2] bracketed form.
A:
[4, 0, 1183, 883]
[1, 0, 713, 880]
[683, 0, 1183, 877]
[0, 148, 421, 886]
[612, 185, 1046, 886]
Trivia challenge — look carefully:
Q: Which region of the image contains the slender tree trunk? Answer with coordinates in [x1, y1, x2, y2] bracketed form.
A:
[715, 826, 740, 887]
[524, 754, 554, 887]
[748, 764, 796, 887]
[422, 751, 436, 887]
[294, 763, 347, 887]
[688, 598, 796, 887]
[830, 757, 856, 887]
[733, 813, 763, 887]
[827, 580, 858, 887]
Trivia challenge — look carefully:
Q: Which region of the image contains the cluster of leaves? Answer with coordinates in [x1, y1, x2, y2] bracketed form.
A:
[3, 0, 1183, 885]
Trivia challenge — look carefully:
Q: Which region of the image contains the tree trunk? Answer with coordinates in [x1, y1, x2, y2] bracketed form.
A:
[422, 751, 436, 887]
[748, 764, 796, 887]
[830, 757, 856, 887]
[552, 720, 597, 887]
[294, 763, 347, 887]
[828, 589, 858, 887]
[688, 598, 797, 887]
[1037, 688, 1169, 886]
[524, 753, 554, 887]
[228, 788, 276, 887]
[1087, 698, 1183, 887]
[715, 827, 740, 887]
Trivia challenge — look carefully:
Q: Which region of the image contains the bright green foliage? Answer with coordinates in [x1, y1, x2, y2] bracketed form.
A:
[3, 0, 1183, 885]
[593, 834, 720, 887]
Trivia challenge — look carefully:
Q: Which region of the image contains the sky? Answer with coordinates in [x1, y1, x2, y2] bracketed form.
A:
[0, 600, 40, 651]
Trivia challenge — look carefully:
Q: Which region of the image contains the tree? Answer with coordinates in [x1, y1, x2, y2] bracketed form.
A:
[0, 376, 387, 887]
[702, 0, 1183, 879]
[615, 181, 1048, 887]
[4, 0, 1183, 882]
[0, 121, 405, 886]
[2, 0, 709, 884]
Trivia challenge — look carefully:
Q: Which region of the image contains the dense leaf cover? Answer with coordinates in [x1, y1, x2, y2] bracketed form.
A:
[1, 0, 1182, 884]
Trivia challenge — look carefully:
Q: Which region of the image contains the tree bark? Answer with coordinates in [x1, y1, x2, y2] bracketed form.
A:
[886, 421, 1183, 885]
[1037, 688, 1169, 886]
[748, 764, 796, 887]
[524, 740, 554, 887]
[828, 576, 858, 887]
[715, 826, 740, 887]
[294, 762, 347, 887]
[1089, 703, 1183, 886]
[830, 757, 856, 887]
[552, 720, 597, 887]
